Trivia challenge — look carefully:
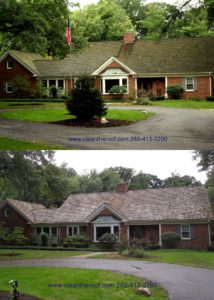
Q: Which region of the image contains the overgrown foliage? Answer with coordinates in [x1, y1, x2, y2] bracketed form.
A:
[66, 77, 107, 121]
[5, 227, 26, 246]
[161, 232, 181, 248]
[167, 84, 184, 99]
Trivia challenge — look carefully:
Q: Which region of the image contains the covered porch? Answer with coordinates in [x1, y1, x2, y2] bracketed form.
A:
[128, 224, 161, 246]
[137, 77, 166, 98]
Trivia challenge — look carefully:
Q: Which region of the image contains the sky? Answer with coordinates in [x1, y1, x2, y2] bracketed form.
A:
[54, 150, 207, 183]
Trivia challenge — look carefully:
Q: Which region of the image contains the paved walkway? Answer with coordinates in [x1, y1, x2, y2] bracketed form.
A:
[0, 106, 214, 149]
[1, 257, 214, 300]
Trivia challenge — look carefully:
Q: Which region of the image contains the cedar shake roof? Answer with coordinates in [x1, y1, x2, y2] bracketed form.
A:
[34, 37, 214, 77]
[3, 186, 213, 224]
[6, 199, 45, 222]
[57, 186, 213, 224]
[8, 50, 44, 75]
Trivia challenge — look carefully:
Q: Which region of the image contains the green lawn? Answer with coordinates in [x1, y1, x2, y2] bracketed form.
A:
[0, 108, 154, 123]
[0, 249, 91, 260]
[0, 267, 168, 300]
[92, 249, 214, 269]
[0, 137, 65, 150]
[150, 100, 214, 109]
[0, 101, 65, 110]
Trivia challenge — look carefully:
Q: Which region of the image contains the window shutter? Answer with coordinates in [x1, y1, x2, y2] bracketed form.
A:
[194, 78, 198, 91]
[182, 78, 185, 90]
[176, 225, 181, 237]
[190, 225, 195, 239]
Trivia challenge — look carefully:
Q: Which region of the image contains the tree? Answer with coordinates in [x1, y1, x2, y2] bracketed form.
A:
[108, 167, 135, 183]
[12, 75, 30, 98]
[194, 150, 214, 171]
[66, 76, 107, 121]
[79, 170, 103, 193]
[70, 0, 134, 47]
[99, 169, 122, 191]
[129, 172, 163, 190]
[6, 227, 26, 245]
[163, 172, 201, 187]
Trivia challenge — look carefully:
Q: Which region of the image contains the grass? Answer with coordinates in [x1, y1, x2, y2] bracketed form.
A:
[0, 267, 168, 300]
[149, 100, 214, 109]
[0, 249, 91, 260]
[92, 249, 214, 269]
[0, 101, 65, 110]
[0, 108, 154, 123]
[0, 137, 66, 150]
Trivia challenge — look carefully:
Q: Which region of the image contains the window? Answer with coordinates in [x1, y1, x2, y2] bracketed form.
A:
[93, 224, 120, 242]
[181, 225, 190, 240]
[101, 77, 128, 94]
[43, 227, 50, 235]
[6, 60, 13, 69]
[49, 79, 56, 87]
[51, 227, 57, 235]
[67, 226, 79, 236]
[185, 77, 194, 91]
[4, 208, 10, 217]
[105, 79, 119, 93]
[36, 227, 42, 235]
[41, 80, 47, 88]
[96, 226, 111, 241]
[58, 80, 64, 89]
[5, 81, 13, 93]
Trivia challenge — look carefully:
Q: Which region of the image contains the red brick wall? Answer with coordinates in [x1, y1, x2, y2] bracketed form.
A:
[0, 54, 38, 98]
[161, 223, 210, 249]
[0, 203, 34, 243]
[167, 76, 210, 99]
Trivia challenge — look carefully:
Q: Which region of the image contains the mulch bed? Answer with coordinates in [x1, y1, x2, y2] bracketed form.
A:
[51, 119, 134, 128]
[0, 291, 42, 300]
[0, 254, 22, 257]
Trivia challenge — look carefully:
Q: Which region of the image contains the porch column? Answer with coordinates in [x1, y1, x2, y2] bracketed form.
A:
[208, 224, 211, 246]
[127, 225, 130, 246]
[165, 76, 168, 98]
[93, 225, 96, 242]
[159, 224, 162, 247]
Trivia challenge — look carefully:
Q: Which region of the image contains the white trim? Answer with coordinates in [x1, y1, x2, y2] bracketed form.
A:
[101, 76, 128, 95]
[165, 76, 168, 98]
[6, 60, 13, 69]
[93, 223, 120, 242]
[159, 224, 162, 247]
[85, 203, 126, 222]
[181, 224, 191, 240]
[4, 207, 10, 217]
[185, 77, 194, 92]
[67, 225, 79, 237]
[6, 81, 13, 93]
[92, 57, 136, 76]
[208, 224, 211, 246]
[209, 76, 212, 97]
[35, 226, 58, 236]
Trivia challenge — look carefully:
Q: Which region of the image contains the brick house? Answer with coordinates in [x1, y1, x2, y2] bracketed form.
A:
[0, 34, 213, 99]
[0, 184, 213, 249]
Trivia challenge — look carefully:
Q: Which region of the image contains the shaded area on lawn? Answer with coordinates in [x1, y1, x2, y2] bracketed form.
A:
[0, 291, 41, 300]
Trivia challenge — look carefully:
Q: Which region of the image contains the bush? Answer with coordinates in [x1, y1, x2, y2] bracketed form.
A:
[118, 237, 128, 254]
[5, 227, 26, 246]
[50, 86, 58, 98]
[206, 96, 214, 101]
[122, 248, 146, 258]
[207, 242, 214, 251]
[66, 76, 107, 121]
[12, 75, 30, 98]
[136, 99, 152, 105]
[99, 233, 118, 243]
[109, 85, 127, 99]
[154, 96, 165, 101]
[40, 232, 48, 246]
[161, 232, 181, 248]
[167, 84, 184, 99]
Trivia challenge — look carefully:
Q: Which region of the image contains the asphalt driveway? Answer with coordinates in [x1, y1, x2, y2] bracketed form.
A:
[0, 257, 214, 300]
[0, 106, 214, 149]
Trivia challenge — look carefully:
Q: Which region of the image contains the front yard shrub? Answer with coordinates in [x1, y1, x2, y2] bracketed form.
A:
[118, 237, 128, 254]
[122, 248, 146, 258]
[109, 85, 127, 99]
[40, 232, 48, 246]
[66, 76, 107, 121]
[161, 232, 181, 248]
[167, 84, 184, 99]
[50, 86, 58, 98]
[12, 75, 30, 98]
[99, 233, 118, 249]
[5, 227, 26, 246]
[206, 96, 214, 101]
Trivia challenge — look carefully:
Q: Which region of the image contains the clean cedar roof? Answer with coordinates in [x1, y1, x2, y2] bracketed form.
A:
[34, 37, 214, 77]
[56, 186, 213, 224]
[8, 50, 44, 75]
[6, 199, 45, 222]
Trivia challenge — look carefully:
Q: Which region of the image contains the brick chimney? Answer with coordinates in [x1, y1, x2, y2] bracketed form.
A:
[116, 183, 128, 193]
[124, 32, 135, 44]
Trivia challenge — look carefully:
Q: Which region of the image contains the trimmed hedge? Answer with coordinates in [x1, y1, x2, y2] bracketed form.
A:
[206, 96, 214, 101]
[0, 245, 99, 251]
[0, 98, 66, 103]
